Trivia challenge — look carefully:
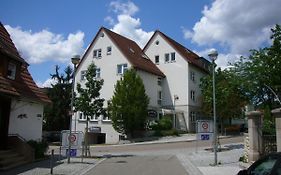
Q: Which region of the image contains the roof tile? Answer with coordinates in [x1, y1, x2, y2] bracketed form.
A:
[0, 22, 50, 103]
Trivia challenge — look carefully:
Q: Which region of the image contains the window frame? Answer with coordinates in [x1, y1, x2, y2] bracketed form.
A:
[95, 68, 101, 78]
[93, 49, 102, 58]
[7, 62, 17, 80]
[157, 91, 162, 105]
[171, 52, 176, 62]
[78, 112, 87, 121]
[190, 111, 196, 123]
[164, 53, 170, 63]
[190, 71, 195, 82]
[155, 55, 159, 64]
[107, 46, 112, 55]
[80, 70, 86, 81]
[89, 115, 99, 122]
[117, 63, 128, 75]
[191, 90, 195, 101]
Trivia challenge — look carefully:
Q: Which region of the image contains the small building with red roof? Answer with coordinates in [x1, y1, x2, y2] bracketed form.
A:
[0, 22, 50, 150]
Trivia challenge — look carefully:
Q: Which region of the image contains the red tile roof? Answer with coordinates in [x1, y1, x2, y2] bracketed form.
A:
[143, 30, 210, 73]
[79, 27, 165, 77]
[0, 23, 26, 64]
[0, 22, 50, 103]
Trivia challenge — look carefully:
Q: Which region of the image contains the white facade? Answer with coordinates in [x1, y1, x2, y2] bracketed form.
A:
[73, 29, 162, 144]
[8, 98, 44, 141]
[73, 28, 209, 144]
[143, 32, 208, 132]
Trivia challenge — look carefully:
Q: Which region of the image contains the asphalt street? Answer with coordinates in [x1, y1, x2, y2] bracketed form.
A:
[83, 155, 188, 175]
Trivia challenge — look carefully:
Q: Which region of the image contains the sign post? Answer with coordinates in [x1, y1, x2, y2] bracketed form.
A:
[196, 120, 213, 142]
[60, 130, 83, 158]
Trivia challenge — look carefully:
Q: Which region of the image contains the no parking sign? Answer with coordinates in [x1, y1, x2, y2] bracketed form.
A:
[196, 120, 213, 141]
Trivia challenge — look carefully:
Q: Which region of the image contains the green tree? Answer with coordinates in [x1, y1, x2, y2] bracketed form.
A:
[74, 63, 106, 154]
[109, 69, 149, 139]
[200, 68, 249, 133]
[43, 65, 73, 131]
[233, 24, 281, 108]
[74, 63, 106, 132]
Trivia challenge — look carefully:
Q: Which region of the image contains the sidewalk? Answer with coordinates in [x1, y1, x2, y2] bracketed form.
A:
[1, 134, 247, 175]
[1, 156, 101, 175]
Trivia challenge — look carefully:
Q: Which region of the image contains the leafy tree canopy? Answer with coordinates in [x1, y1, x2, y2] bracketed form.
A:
[74, 63, 106, 120]
[109, 69, 149, 138]
[200, 68, 249, 120]
[232, 24, 281, 108]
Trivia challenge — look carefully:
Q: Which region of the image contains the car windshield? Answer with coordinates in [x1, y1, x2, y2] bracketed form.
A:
[250, 157, 278, 175]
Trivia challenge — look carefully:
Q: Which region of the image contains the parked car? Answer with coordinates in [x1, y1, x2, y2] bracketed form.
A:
[237, 152, 281, 175]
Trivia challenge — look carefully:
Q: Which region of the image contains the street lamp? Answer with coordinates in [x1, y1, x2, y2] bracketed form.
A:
[208, 49, 218, 165]
[173, 95, 179, 128]
[67, 55, 80, 164]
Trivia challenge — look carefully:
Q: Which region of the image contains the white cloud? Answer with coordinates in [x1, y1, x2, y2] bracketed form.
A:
[104, 16, 115, 26]
[36, 78, 57, 88]
[5, 25, 85, 64]
[106, 1, 153, 48]
[196, 48, 242, 70]
[184, 0, 281, 55]
[109, 1, 139, 16]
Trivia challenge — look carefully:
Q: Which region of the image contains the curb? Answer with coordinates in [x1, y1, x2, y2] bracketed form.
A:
[78, 158, 107, 175]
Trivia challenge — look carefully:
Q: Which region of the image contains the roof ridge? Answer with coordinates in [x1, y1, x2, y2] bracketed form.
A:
[102, 27, 139, 46]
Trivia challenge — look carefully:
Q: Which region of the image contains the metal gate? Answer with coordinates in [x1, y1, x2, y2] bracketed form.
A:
[262, 135, 277, 155]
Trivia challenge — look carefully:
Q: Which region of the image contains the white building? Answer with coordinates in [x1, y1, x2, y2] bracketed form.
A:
[143, 30, 210, 132]
[0, 23, 50, 147]
[73, 27, 210, 144]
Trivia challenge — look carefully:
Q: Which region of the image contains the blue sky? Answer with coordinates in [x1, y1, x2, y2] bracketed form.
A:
[1, 0, 281, 87]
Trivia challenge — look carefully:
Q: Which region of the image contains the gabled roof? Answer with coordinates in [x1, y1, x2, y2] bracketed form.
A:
[143, 30, 210, 73]
[0, 22, 26, 64]
[0, 22, 50, 103]
[78, 27, 165, 77]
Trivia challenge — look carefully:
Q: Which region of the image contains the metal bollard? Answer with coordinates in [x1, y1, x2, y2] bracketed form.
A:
[50, 149, 54, 174]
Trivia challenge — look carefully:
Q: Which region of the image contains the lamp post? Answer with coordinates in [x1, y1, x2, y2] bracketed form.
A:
[173, 95, 179, 128]
[67, 55, 80, 164]
[208, 49, 218, 165]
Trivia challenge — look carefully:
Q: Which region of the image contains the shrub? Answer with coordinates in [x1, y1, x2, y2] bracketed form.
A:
[27, 140, 48, 159]
[158, 117, 173, 130]
[263, 119, 275, 135]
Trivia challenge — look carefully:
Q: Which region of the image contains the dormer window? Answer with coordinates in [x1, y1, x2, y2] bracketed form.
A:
[7, 62, 16, 80]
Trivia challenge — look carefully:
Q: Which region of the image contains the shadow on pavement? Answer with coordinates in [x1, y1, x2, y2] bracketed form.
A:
[0, 155, 63, 175]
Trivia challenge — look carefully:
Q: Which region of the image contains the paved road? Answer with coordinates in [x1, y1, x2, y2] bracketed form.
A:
[83, 155, 188, 175]
[82, 136, 243, 175]
[91, 136, 243, 156]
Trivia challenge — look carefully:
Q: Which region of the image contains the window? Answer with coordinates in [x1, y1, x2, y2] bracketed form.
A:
[95, 68, 101, 78]
[165, 53, 170, 63]
[117, 64, 128, 75]
[155, 55, 159, 64]
[249, 156, 278, 175]
[81, 70, 86, 81]
[7, 62, 16, 80]
[191, 90, 195, 101]
[157, 77, 162, 86]
[158, 91, 162, 105]
[103, 114, 111, 121]
[107, 46, 112, 55]
[190, 112, 196, 122]
[90, 115, 98, 121]
[190, 71, 195, 82]
[79, 112, 87, 121]
[171, 52, 176, 62]
[155, 40, 159, 45]
[93, 49, 102, 58]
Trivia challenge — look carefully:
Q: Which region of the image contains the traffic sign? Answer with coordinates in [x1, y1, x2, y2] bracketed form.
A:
[197, 120, 213, 133]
